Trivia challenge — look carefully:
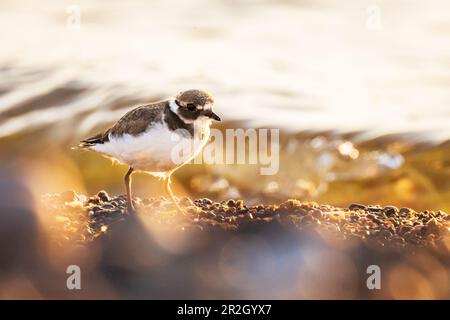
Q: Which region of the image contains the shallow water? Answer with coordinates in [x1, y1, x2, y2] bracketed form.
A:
[1, 0, 450, 140]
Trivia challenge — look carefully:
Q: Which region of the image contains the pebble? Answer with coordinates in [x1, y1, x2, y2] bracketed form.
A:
[383, 208, 397, 218]
[202, 198, 213, 205]
[378, 228, 393, 239]
[349, 203, 366, 211]
[399, 225, 412, 235]
[301, 214, 315, 224]
[97, 190, 110, 202]
[399, 207, 414, 214]
[310, 209, 323, 220]
[368, 206, 383, 212]
[390, 235, 405, 245]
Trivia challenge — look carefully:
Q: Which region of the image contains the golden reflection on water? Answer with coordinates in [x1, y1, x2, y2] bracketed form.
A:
[0, 0, 450, 141]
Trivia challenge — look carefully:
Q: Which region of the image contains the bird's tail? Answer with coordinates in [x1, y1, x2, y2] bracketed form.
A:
[71, 139, 101, 151]
[73, 130, 110, 151]
[71, 143, 93, 151]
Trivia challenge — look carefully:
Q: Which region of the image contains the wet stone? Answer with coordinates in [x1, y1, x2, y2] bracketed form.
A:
[301, 214, 315, 224]
[202, 198, 213, 205]
[88, 197, 101, 205]
[399, 207, 414, 214]
[349, 203, 366, 211]
[399, 225, 412, 235]
[310, 209, 323, 220]
[97, 190, 110, 202]
[381, 228, 394, 239]
[390, 235, 405, 245]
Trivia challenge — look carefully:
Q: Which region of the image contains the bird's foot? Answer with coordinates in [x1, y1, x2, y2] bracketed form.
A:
[126, 201, 136, 214]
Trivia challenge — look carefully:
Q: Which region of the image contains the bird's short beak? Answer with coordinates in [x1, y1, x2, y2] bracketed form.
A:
[203, 110, 221, 121]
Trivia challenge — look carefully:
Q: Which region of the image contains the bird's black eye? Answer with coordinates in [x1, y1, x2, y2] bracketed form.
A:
[187, 103, 196, 111]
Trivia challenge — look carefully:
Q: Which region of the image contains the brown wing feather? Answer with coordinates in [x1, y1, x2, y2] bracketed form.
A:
[109, 101, 167, 137]
[79, 128, 111, 147]
[78, 101, 167, 148]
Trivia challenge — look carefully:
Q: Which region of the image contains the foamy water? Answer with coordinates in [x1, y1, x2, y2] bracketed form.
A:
[0, 0, 449, 142]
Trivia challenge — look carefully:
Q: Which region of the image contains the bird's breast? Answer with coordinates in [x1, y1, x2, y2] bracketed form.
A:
[92, 121, 211, 173]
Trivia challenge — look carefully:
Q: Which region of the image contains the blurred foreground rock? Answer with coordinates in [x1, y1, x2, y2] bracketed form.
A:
[29, 191, 450, 299]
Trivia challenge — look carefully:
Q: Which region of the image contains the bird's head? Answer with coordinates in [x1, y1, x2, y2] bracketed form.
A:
[171, 89, 221, 123]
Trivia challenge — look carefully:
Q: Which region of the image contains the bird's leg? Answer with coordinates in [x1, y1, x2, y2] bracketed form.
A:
[164, 175, 184, 213]
[124, 166, 135, 213]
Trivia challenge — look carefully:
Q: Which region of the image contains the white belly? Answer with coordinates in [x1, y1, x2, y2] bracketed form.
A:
[92, 120, 210, 177]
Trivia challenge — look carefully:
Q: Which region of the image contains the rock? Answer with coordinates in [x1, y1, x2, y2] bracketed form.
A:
[88, 197, 101, 205]
[235, 200, 244, 208]
[411, 225, 424, 236]
[301, 214, 315, 224]
[389, 235, 405, 245]
[399, 207, 414, 214]
[227, 207, 237, 215]
[280, 199, 302, 209]
[201, 198, 213, 205]
[349, 203, 366, 211]
[399, 225, 412, 235]
[403, 231, 415, 242]
[383, 206, 398, 217]
[425, 218, 441, 234]
[367, 206, 382, 212]
[378, 228, 392, 239]
[97, 190, 109, 202]
[310, 209, 323, 220]
[110, 209, 123, 216]
[426, 217, 440, 227]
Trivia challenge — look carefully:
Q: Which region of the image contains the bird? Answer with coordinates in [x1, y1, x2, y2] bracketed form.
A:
[76, 89, 221, 213]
